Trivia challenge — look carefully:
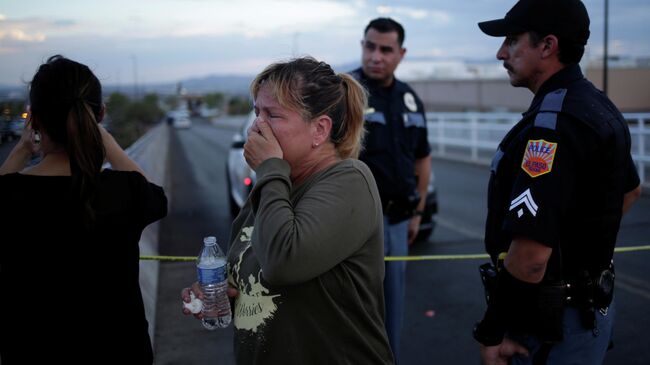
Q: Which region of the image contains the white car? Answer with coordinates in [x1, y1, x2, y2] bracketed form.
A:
[226, 112, 257, 217]
[168, 110, 192, 129]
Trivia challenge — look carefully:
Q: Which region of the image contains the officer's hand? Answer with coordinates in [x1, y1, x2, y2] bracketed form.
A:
[479, 338, 529, 365]
[407, 215, 421, 245]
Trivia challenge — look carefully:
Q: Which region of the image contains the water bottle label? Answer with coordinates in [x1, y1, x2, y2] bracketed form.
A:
[198, 264, 226, 284]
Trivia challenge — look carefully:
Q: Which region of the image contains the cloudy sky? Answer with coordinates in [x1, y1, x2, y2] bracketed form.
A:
[1, 0, 649, 86]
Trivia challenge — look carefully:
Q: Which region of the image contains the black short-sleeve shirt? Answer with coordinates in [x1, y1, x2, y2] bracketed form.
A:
[0, 169, 167, 364]
[485, 65, 640, 275]
[351, 68, 431, 202]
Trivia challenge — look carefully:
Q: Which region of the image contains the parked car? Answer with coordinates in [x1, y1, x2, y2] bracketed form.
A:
[1, 119, 23, 142]
[226, 112, 438, 242]
[226, 112, 257, 218]
[9, 117, 26, 139]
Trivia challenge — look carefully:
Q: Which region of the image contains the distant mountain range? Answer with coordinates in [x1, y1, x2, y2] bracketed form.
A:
[0, 61, 362, 101]
[0, 75, 253, 101]
[100, 74, 256, 98]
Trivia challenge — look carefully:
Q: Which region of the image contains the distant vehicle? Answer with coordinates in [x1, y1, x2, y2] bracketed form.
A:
[1, 112, 26, 142]
[226, 111, 439, 243]
[9, 117, 26, 139]
[168, 109, 192, 129]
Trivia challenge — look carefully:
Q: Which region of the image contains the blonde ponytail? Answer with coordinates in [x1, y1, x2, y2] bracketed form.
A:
[336, 74, 367, 159]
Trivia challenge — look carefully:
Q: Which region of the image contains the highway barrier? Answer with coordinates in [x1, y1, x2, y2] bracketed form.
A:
[123, 123, 170, 344]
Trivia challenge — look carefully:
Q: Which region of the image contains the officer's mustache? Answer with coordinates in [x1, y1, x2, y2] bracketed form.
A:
[503, 63, 514, 72]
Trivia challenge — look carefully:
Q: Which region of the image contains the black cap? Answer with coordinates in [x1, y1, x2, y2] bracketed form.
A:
[478, 0, 590, 45]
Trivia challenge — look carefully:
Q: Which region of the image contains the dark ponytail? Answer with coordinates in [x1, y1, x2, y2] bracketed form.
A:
[30, 55, 105, 228]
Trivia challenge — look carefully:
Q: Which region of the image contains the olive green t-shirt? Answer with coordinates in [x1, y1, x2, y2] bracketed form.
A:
[227, 158, 393, 365]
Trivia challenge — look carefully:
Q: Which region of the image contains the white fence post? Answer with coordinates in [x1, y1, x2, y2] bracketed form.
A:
[470, 114, 478, 161]
[638, 116, 646, 185]
[437, 114, 445, 157]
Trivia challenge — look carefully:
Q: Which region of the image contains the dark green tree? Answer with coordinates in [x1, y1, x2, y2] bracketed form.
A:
[204, 92, 224, 109]
[228, 95, 252, 115]
[104, 92, 163, 147]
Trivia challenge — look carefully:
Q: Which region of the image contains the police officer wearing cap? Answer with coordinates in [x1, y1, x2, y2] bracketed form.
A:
[473, 0, 642, 364]
[350, 17, 432, 362]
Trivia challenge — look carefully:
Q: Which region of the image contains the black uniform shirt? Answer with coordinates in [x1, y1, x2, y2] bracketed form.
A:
[485, 65, 640, 276]
[351, 68, 431, 203]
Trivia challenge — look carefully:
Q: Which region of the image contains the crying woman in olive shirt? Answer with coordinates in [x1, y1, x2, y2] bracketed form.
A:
[182, 57, 394, 365]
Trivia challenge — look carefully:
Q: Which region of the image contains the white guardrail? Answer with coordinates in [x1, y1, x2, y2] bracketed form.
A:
[427, 112, 650, 188]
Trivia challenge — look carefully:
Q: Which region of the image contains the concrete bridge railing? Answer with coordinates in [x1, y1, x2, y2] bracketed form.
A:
[122, 123, 170, 343]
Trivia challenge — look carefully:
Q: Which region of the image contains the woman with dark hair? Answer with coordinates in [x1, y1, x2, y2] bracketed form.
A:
[0, 55, 167, 364]
[182, 57, 394, 365]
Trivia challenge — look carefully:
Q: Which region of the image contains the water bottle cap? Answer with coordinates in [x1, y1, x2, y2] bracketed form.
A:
[203, 236, 217, 246]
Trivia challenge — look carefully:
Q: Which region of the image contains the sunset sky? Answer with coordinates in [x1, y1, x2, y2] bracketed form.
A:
[1, 0, 648, 86]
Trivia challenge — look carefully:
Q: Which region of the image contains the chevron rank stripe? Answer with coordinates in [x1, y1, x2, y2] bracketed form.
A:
[509, 188, 538, 217]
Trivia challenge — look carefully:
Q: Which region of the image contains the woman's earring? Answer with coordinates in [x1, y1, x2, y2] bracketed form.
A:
[32, 129, 41, 144]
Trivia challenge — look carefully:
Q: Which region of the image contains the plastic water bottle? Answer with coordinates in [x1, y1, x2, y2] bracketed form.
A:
[197, 236, 231, 330]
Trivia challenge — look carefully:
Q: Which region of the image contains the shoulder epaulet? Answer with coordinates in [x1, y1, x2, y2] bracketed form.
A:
[534, 88, 567, 131]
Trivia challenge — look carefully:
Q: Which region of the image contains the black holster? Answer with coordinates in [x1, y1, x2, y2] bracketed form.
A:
[479, 262, 499, 305]
[383, 194, 420, 224]
[568, 264, 615, 331]
[477, 262, 566, 343]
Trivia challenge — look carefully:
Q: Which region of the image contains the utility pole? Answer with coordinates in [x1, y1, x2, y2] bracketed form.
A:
[131, 54, 139, 99]
[603, 0, 609, 96]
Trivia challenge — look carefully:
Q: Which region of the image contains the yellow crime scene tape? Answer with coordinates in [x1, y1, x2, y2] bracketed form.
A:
[140, 244, 650, 262]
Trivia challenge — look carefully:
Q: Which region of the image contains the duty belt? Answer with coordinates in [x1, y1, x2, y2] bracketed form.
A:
[382, 196, 419, 223]
[564, 266, 615, 313]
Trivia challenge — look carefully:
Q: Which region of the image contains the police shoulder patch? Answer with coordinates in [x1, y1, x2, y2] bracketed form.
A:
[521, 139, 557, 178]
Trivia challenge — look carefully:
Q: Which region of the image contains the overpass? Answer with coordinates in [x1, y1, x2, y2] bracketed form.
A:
[1, 115, 648, 364]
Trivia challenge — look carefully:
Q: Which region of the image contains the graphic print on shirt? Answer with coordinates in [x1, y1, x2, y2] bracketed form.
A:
[521, 139, 557, 178]
[232, 225, 280, 333]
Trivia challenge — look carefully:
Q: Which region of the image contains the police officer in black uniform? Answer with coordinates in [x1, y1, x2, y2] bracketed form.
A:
[473, 0, 642, 364]
[350, 18, 432, 362]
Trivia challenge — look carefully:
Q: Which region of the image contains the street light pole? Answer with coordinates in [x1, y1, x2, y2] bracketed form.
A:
[131, 54, 139, 99]
[603, 0, 609, 96]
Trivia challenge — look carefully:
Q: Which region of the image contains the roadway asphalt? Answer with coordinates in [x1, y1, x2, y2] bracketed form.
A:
[154, 118, 238, 364]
